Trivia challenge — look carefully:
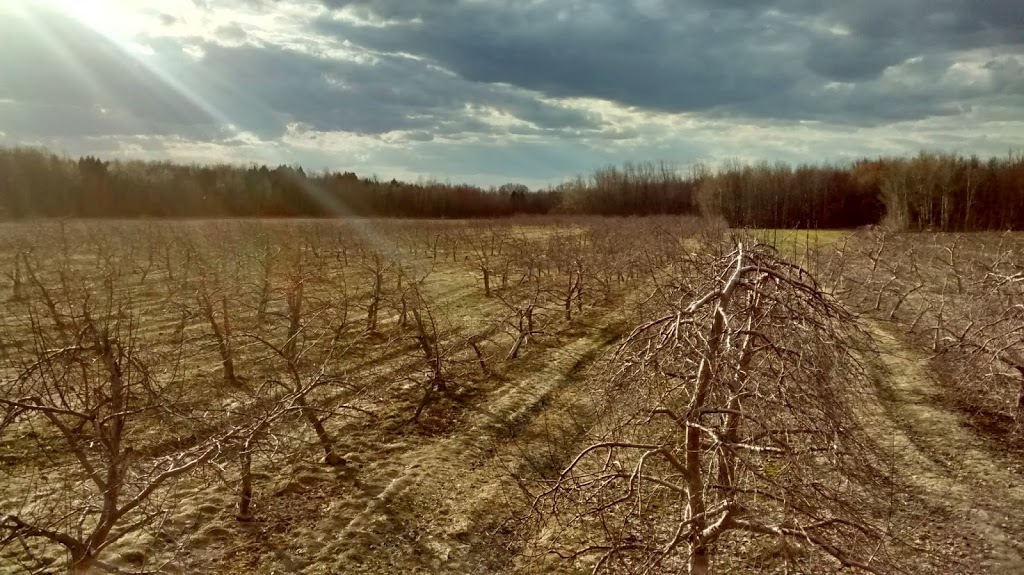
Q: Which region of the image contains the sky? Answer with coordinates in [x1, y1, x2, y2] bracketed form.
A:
[0, 0, 1022, 188]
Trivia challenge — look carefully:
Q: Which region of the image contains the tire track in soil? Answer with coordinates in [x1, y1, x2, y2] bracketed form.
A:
[293, 329, 618, 574]
[863, 319, 1024, 574]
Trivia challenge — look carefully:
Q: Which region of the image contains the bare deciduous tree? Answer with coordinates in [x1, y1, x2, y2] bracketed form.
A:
[0, 267, 229, 574]
[529, 242, 900, 574]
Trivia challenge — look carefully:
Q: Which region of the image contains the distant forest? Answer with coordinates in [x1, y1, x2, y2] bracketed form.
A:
[1, 147, 1022, 230]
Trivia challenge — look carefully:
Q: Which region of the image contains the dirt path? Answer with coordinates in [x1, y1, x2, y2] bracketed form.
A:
[268, 325, 621, 574]
[188, 310, 1024, 575]
[863, 319, 1024, 574]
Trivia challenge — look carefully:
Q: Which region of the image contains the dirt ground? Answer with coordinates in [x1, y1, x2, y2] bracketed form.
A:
[172, 315, 1024, 575]
[4, 222, 1024, 574]
[862, 319, 1024, 575]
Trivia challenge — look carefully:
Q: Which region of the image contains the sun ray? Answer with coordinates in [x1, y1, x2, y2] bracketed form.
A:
[3, 0, 392, 227]
[35, 0, 144, 43]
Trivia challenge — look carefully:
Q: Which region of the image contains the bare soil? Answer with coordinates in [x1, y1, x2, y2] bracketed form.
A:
[5, 223, 1024, 574]
[863, 319, 1024, 574]
[185, 326, 623, 575]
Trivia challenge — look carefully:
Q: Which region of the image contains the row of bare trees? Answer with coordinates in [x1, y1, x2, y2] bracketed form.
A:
[826, 228, 1024, 430]
[10, 219, 989, 574]
[526, 239, 909, 574]
[521, 224, 1024, 574]
[0, 227, 372, 572]
[0, 218, 672, 573]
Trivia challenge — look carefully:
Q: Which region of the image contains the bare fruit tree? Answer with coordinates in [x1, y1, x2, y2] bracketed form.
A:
[833, 230, 1024, 432]
[529, 242, 900, 574]
[0, 259, 230, 574]
[929, 234, 1024, 427]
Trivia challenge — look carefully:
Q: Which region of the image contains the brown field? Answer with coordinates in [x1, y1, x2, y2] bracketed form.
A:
[1, 218, 1023, 575]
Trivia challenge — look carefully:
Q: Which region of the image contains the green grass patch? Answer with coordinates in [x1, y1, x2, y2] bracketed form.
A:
[738, 228, 853, 255]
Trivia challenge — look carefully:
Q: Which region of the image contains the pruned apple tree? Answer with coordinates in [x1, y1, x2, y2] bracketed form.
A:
[0, 257, 237, 574]
[529, 241, 903, 574]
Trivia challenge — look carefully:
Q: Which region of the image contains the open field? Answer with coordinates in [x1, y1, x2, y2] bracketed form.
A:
[1, 218, 1023, 574]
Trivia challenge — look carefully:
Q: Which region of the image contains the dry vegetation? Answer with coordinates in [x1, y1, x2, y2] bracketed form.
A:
[1, 218, 1023, 574]
[824, 228, 1024, 449]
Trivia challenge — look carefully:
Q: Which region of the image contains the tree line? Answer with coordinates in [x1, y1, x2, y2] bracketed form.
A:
[0, 148, 557, 219]
[1, 147, 1022, 230]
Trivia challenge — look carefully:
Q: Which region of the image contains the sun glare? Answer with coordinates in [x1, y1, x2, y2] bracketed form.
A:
[38, 0, 144, 42]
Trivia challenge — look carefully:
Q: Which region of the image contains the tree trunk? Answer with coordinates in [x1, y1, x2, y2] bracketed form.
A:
[1016, 372, 1024, 427]
[285, 283, 302, 359]
[69, 551, 96, 575]
[11, 257, 22, 301]
[508, 333, 526, 360]
[256, 270, 271, 324]
[296, 396, 344, 466]
[470, 340, 488, 375]
[688, 546, 710, 575]
[220, 295, 237, 386]
[236, 442, 254, 521]
[201, 291, 237, 387]
[367, 268, 382, 332]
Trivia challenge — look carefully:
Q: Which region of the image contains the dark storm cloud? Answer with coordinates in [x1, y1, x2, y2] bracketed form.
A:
[0, 1, 604, 142]
[804, 1, 1024, 81]
[315, 0, 1024, 122]
[318, 2, 804, 113]
[1, 0, 1021, 154]
[178, 42, 603, 136]
[803, 36, 907, 82]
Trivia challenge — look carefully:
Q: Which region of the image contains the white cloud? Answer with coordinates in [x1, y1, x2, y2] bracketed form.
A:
[182, 44, 206, 60]
[1, 0, 1021, 186]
